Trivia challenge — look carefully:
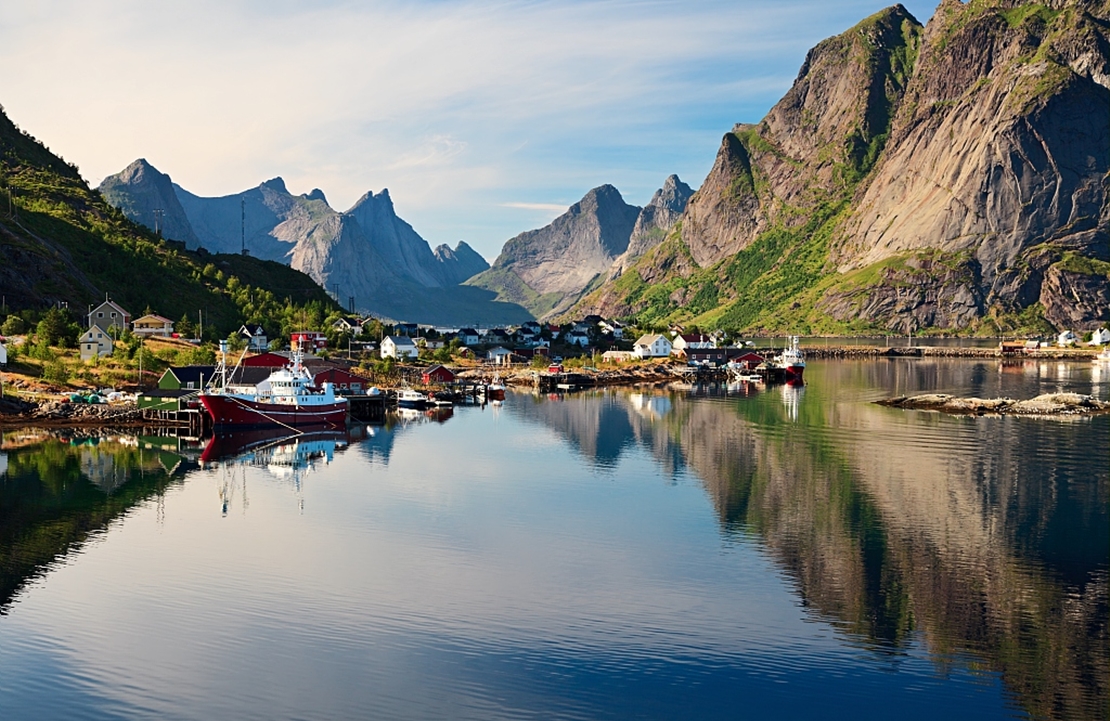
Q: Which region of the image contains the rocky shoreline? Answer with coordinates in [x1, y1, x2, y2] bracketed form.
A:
[876, 393, 1110, 417]
[0, 398, 153, 428]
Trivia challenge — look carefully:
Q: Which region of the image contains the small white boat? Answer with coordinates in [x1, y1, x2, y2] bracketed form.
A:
[397, 388, 429, 409]
[1094, 347, 1110, 363]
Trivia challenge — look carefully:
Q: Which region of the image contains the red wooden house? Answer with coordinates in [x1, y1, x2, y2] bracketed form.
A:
[313, 367, 371, 393]
[421, 365, 457, 384]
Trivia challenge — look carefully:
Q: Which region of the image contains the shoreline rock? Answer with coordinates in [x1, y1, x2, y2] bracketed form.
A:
[876, 393, 1110, 417]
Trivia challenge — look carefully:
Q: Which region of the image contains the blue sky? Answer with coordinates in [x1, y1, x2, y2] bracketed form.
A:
[0, 0, 939, 261]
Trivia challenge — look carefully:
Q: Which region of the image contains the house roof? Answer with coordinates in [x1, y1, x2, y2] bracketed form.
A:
[634, 334, 668, 346]
[679, 333, 709, 343]
[90, 299, 130, 317]
[383, 335, 417, 347]
[423, 364, 456, 377]
[240, 323, 266, 335]
[165, 365, 218, 385]
[458, 328, 479, 335]
[134, 314, 173, 324]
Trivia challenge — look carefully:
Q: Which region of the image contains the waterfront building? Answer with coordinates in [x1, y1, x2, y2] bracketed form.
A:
[381, 336, 417, 360]
[633, 334, 672, 358]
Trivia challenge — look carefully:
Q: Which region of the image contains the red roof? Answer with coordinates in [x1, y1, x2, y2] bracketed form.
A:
[241, 352, 290, 367]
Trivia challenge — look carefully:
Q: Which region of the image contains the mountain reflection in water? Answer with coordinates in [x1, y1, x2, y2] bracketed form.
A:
[0, 359, 1104, 720]
[507, 362, 1107, 720]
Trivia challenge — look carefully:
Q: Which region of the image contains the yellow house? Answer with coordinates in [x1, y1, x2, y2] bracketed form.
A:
[80, 325, 114, 360]
[132, 314, 175, 337]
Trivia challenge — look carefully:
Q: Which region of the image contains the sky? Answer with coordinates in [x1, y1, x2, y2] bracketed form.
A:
[0, 0, 939, 262]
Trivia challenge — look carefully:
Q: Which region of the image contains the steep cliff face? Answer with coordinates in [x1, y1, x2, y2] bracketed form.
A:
[681, 4, 923, 268]
[97, 159, 200, 247]
[468, 184, 642, 318]
[433, 241, 489, 284]
[610, 174, 694, 277]
[583, 1, 1109, 333]
[825, 0, 1110, 330]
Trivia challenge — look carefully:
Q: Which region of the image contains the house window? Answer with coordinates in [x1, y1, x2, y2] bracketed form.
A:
[186, 382, 194, 389]
[97, 312, 103, 318]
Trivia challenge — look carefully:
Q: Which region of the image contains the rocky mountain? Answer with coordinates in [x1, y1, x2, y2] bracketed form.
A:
[576, 0, 1109, 334]
[97, 163, 527, 324]
[0, 104, 337, 335]
[469, 178, 692, 319]
[610, 175, 694, 278]
[98, 159, 200, 247]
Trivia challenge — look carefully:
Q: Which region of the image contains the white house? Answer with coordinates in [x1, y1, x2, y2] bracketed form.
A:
[80, 325, 114, 361]
[239, 324, 268, 351]
[1057, 330, 1078, 347]
[633, 334, 673, 358]
[566, 332, 590, 347]
[671, 333, 715, 353]
[458, 328, 480, 346]
[487, 346, 513, 365]
[88, 298, 130, 333]
[380, 335, 418, 360]
[132, 314, 174, 337]
[0, 340, 7, 365]
[1088, 328, 1110, 345]
[599, 320, 624, 339]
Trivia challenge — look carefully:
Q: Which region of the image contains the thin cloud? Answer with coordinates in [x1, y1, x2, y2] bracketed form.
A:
[501, 203, 570, 213]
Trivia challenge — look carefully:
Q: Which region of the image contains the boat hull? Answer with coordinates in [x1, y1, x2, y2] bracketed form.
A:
[200, 393, 347, 429]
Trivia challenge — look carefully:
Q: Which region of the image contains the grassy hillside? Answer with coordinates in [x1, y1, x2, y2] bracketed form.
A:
[0, 104, 338, 337]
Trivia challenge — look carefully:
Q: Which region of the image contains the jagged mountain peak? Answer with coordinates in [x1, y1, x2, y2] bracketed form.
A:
[304, 188, 327, 204]
[259, 177, 287, 193]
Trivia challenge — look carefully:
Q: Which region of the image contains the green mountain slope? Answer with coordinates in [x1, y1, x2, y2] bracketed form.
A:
[0, 105, 338, 337]
[574, 1, 1109, 335]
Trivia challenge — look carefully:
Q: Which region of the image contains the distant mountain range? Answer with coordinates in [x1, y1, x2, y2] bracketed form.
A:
[466, 175, 694, 318]
[96, 0, 1108, 334]
[99, 160, 520, 324]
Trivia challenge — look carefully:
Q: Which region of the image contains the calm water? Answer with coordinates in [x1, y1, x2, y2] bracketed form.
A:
[0, 359, 1106, 720]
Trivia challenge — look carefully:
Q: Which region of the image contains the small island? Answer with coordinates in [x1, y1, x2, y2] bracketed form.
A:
[876, 393, 1110, 417]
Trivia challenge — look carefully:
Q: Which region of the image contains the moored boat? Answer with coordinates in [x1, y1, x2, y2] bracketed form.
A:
[772, 336, 806, 380]
[199, 343, 347, 429]
[397, 388, 429, 410]
[486, 374, 506, 401]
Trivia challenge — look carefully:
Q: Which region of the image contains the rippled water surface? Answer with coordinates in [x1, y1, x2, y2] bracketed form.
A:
[0, 359, 1106, 720]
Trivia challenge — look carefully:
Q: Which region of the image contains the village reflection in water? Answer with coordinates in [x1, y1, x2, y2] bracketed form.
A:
[0, 358, 1105, 719]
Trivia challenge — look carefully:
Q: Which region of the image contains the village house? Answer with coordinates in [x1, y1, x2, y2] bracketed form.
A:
[238, 324, 268, 351]
[87, 298, 130, 333]
[79, 325, 114, 361]
[132, 314, 174, 338]
[422, 364, 457, 384]
[458, 328, 480, 346]
[685, 347, 730, 366]
[312, 367, 370, 394]
[1057, 330, 1078, 347]
[380, 335, 417, 360]
[394, 322, 419, 337]
[487, 346, 513, 365]
[671, 333, 716, 354]
[602, 350, 635, 363]
[332, 317, 362, 334]
[521, 321, 542, 334]
[1088, 328, 1110, 345]
[292, 331, 327, 351]
[565, 331, 590, 347]
[633, 334, 673, 358]
[158, 365, 218, 390]
[598, 320, 624, 339]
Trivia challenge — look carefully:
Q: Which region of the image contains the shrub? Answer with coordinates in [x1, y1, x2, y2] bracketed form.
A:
[1, 315, 26, 335]
[42, 360, 70, 384]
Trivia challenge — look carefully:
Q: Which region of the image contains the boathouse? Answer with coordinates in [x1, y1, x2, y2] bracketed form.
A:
[422, 365, 456, 384]
[313, 367, 370, 393]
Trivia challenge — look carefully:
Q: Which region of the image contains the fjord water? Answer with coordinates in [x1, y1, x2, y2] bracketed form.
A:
[0, 359, 1106, 720]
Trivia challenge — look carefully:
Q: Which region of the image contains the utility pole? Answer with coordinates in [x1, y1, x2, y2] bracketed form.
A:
[241, 199, 248, 256]
[348, 296, 355, 314]
[152, 208, 164, 237]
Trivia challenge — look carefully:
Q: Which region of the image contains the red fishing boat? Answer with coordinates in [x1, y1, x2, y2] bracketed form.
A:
[199, 343, 347, 429]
